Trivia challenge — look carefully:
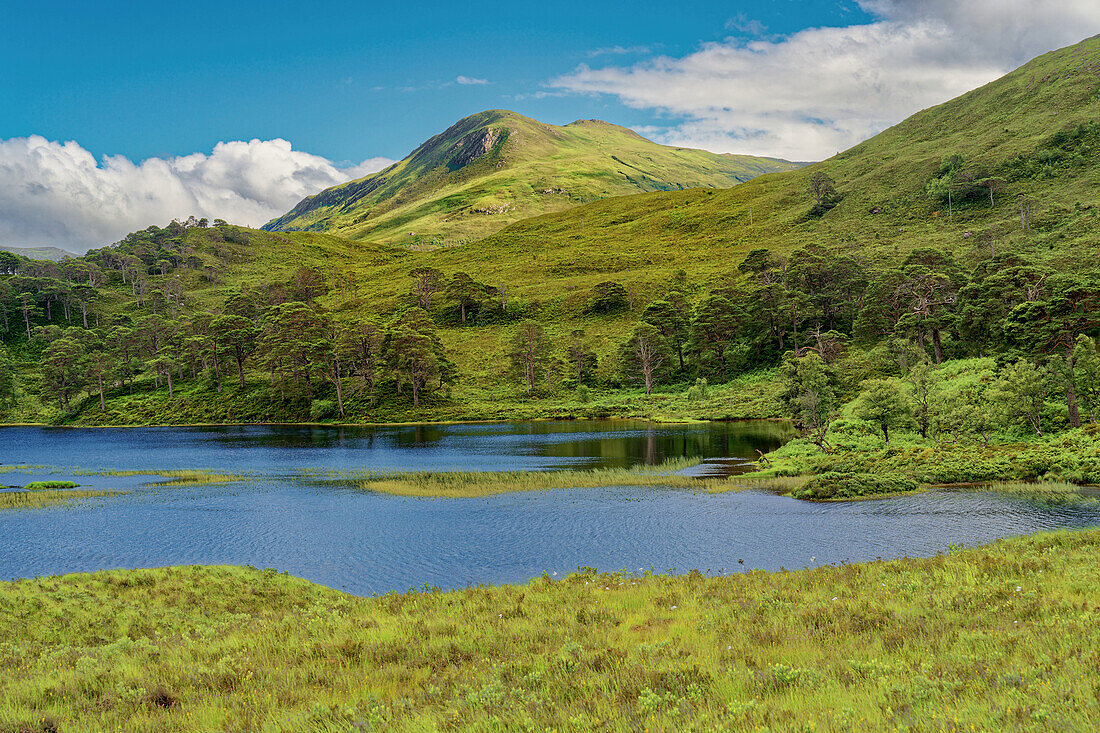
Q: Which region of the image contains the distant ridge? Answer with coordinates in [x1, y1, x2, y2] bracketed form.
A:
[0, 244, 76, 261]
[263, 109, 799, 246]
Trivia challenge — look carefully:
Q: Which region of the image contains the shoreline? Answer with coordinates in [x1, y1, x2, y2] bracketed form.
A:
[0, 415, 792, 429]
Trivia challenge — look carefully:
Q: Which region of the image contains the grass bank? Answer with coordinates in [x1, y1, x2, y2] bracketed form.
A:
[1, 529, 1098, 731]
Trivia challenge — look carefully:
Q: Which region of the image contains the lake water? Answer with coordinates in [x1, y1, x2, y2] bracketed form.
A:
[2, 422, 1098, 595]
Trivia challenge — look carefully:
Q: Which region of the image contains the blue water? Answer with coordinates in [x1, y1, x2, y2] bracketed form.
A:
[2, 423, 1098, 595]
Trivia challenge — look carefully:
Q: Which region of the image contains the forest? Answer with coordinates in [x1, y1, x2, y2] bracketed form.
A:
[1, 199, 1098, 457]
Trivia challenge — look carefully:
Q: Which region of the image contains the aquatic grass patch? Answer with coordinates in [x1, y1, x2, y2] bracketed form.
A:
[0, 529, 1097, 730]
[354, 458, 735, 497]
[0, 465, 43, 474]
[74, 468, 244, 487]
[978, 481, 1100, 506]
[0, 489, 115, 510]
[729, 475, 810, 494]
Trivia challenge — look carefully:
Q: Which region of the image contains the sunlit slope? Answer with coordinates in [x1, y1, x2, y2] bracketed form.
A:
[472, 34, 1100, 272]
[262, 110, 798, 246]
[174, 36, 1100, 394]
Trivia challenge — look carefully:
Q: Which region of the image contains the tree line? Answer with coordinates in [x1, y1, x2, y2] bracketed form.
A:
[2, 216, 1099, 424]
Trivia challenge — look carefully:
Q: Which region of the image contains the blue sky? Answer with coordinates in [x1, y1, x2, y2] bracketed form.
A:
[1, 1, 873, 163]
[2, 0, 1098, 250]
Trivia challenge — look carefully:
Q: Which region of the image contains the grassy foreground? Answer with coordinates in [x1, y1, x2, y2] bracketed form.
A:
[2, 531, 1098, 732]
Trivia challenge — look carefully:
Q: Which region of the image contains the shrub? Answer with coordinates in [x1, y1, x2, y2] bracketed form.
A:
[23, 480, 80, 490]
[309, 400, 337, 420]
[686, 378, 709, 402]
[584, 281, 629, 314]
[792, 472, 918, 501]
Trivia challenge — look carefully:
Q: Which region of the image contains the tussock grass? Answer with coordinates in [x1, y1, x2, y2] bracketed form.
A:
[1, 529, 1098, 731]
[356, 458, 734, 497]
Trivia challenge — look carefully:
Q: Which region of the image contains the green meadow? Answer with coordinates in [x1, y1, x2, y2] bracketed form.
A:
[1, 529, 1097, 732]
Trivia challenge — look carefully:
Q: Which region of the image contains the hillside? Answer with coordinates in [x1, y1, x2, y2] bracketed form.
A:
[466, 35, 1100, 275]
[262, 110, 799, 246]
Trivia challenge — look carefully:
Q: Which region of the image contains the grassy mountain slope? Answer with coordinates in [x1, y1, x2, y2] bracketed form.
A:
[470, 35, 1100, 274]
[262, 110, 799, 246]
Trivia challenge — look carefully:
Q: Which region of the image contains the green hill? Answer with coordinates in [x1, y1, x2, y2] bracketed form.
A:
[262, 109, 799, 246]
[466, 35, 1100, 275]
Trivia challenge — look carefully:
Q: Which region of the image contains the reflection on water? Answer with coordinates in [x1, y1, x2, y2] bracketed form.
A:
[3, 421, 794, 473]
[2, 423, 1098, 596]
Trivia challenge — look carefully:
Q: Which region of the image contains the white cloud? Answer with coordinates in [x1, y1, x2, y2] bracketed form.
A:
[0, 136, 395, 252]
[587, 45, 652, 58]
[553, 0, 1100, 161]
[456, 75, 489, 85]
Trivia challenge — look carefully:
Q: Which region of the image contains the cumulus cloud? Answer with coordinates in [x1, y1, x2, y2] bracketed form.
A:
[0, 137, 394, 252]
[553, 0, 1100, 160]
[455, 75, 489, 85]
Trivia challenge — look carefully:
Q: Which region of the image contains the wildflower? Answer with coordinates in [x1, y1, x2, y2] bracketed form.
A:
[670, 605, 677, 610]
[1015, 586, 1022, 592]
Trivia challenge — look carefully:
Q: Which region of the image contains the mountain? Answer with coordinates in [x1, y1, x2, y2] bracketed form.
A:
[0, 244, 76, 261]
[468, 35, 1100, 272]
[262, 110, 799, 246]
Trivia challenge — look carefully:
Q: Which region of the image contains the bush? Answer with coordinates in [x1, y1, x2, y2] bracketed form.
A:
[23, 480, 80, 490]
[309, 399, 337, 420]
[792, 472, 918, 501]
[686, 378, 709, 402]
[575, 385, 591, 403]
[584, 281, 629, 314]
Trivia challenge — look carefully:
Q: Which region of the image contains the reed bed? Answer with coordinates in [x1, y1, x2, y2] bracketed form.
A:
[355, 458, 736, 498]
[0, 488, 115, 510]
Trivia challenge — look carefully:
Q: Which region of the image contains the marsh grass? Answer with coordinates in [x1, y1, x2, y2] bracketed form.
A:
[730, 475, 810, 494]
[74, 469, 243, 486]
[978, 481, 1100, 506]
[0, 529, 1097, 731]
[0, 488, 115, 510]
[0, 464, 43, 474]
[353, 458, 737, 497]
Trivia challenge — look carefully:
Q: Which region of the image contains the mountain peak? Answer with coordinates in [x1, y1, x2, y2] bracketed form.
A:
[263, 111, 799, 245]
